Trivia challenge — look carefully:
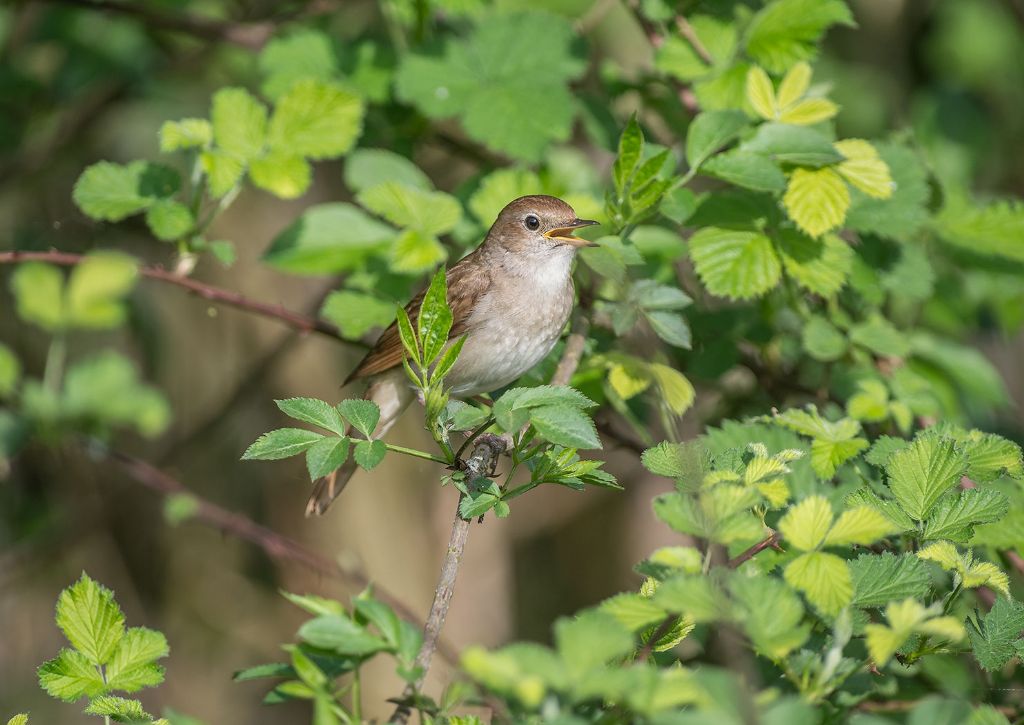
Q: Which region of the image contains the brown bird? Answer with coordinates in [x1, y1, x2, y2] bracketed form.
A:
[305, 195, 597, 516]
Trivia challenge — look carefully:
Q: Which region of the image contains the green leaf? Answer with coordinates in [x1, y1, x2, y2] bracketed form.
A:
[784, 550, 852, 615]
[56, 573, 125, 665]
[613, 115, 643, 192]
[0, 343, 20, 396]
[824, 506, 898, 546]
[776, 230, 853, 297]
[276, 398, 346, 435]
[338, 399, 380, 438]
[834, 139, 893, 198]
[298, 614, 389, 656]
[966, 597, 1024, 672]
[745, 66, 777, 120]
[529, 405, 601, 450]
[468, 167, 542, 225]
[262, 203, 394, 274]
[801, 315, 847, 361]
[652, 575, 726, 623]
[211, 87, 267, 162]
[84, 695, 151, 722]
[849, 315, 911, 358]
[745, 0, 855, 73]
[645, 310, 692, 348]
[358, 182, 461, 236]
[418, 268, 453, 364]
[554, 611, 634, 675]
[159, 118, 212, 152]
[11, 263, 64, 331]
[909, 333, 1007, 406]
[242, 428, 324, 460]
[305, 437, 351, 480]
[960, 433, 1023, 482]
[741, 123, 843, 167]
[200, 150, 245, 197]
[780, 495, 834, 551]
[688, 227, 781, 300]
[6, 716, 28, 725]
[37, 649, 106, 701]
[268, 79, 364, 159]
[850, 552, 932, 607]
[886, 436, 966, 521]
[354, 439, 387, 470]
[344, 148, 432, 192]
[783, 167, 850, 238]
[104, 627, 168, 692]
[66, 252, 138, 329]
[250, 151, 312, 199]
[845, 143, 929, 238]
[145, 199, 194, 241]
[258, 29, 338, 99]
[922, 488, 1009, 543]
[389, 229, 447, 274]
[701, 150, 786, 192]
[730, 573, 810, 659]
[811, 437, 869, 479]
[933, 196, 1024, 263]
[394, 12, 585, 162]
[72, 161, 179, 221]
[599, 593, 667, 631]
[511, 385, 596, 411]
[320, 291, 395, 339]
[685, 110, 748, 168]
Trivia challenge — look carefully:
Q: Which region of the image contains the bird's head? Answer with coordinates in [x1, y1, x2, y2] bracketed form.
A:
[485, 195, 598, 255]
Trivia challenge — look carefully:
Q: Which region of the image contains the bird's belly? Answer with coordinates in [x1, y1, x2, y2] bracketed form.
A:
[443, 291, 570, 397]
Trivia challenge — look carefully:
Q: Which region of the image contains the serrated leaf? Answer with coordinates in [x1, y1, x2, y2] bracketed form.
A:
[599, 593, 667, 631]
[846, 143, 929, 238]
[528, 406, 600, 449]
[967, 597, 1024, 672]
[811, 437, 869, 479]
[824, 506, 898, 546]
[263, 203, 394, 274]
[353, 439, 387, 470]
[777, 63, 812, 108]
[778, 98, 838, 125]
[389, 228, 447, 274]
[652, 575, 726, 623]
[200, 150, 245, 197]
[37, 649, 105, 701]
[159, 118, 212, 152]
[554, 611, 634, 675]
[648, 364, 696, 415]
[923, 488, 1009, 543]
[84, 695, 151, 722]
[394, 12, 585, 162]
[299, 614, 389, 656]
[745, 66, 777, 120]
[784, 167, 850, 237]
[211, 87, 267, 162]
[73, 161, 179, 221]
[268, 80, 363, 159]
[850, 552, 932, 607]
[730, 573, 810, 659]
[834, 139, 893, 199]
[145, 199, 194, 241]
[344, 148, 432, 193]
[305, 437, 351, 480]
[320, 291, 395, 340]
[511, 385, 596, 411]
[746, 0, 855, 73]
[418, 267, 453, 364]
[688, 227, 781, 300]
[614, 115, 643, 191]
[933, 196, 1024, 263]
[276, 398, 346, 435]
[887, 436, 966, 521]
[242, 428, 324, 460]
[701, 150, 786, 192]
[741, 122, 843, 167]
[338, 399, 380, 438]
[6, 715, 28, 725]
[105, 627, 168, 692]
[56, 573, 125, 665]
[777, 230, 853, 297]
[250, 151, 312, 199]
[644, 310, 692, 348]
[784, 550, 852, 615]
[358, 182, 461, 236]
[779, 495, 834, 551]
[685, 110, 748, 168]
[258, 29, 338, 99]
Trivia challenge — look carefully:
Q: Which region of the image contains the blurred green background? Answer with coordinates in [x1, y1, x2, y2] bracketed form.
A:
[2, 0, 1023, 721]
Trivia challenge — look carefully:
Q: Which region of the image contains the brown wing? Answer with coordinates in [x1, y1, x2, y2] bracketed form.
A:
[343, 251, 492, 384]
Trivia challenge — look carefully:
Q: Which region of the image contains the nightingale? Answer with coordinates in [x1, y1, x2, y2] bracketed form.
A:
[306, 195, 597, 516]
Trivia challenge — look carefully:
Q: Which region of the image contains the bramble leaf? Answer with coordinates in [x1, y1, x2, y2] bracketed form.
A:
[56, 573, 125, 666]
[242, 428, 324, 460]
[688, 228, 781, 300]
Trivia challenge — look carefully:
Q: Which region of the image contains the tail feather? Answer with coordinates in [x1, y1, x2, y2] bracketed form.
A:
[304, 369, 413, 516]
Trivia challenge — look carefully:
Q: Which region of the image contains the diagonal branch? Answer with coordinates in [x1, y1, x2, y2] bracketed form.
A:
[0, 250, 354, 344]
[103, 447, 456, 665]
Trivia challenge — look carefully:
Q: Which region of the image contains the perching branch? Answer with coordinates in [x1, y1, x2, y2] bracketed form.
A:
[389, 434, 508, 724]
[103, 447, 457, 665]
[0, 250, 352, 344]
[727, 531, 783, 569]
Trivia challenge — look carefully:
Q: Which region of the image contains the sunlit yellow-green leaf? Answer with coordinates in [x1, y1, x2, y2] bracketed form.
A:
[779, 495, 833, 551]
[745, 66, 777, 120]
[776, 62, 812, 108]
[689, 228, 782, 300]
[783, 167, 850, 237]
[784, 551, 852, 615]
[835, 139, 893, 199]
[608, 362, 651, 400]
[649, 364, 695, 415]
[778, 98, 838, 125]
[250, 152, 312, 199]
[824, 506, 898, 547]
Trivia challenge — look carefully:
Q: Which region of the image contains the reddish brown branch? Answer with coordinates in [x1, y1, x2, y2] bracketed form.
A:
[728, 532, 782, 569]
[0, 250, 348, 343]
[636, 615, 678, 662]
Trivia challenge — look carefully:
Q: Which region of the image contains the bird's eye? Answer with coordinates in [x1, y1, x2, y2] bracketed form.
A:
[524, 214, 540, 231]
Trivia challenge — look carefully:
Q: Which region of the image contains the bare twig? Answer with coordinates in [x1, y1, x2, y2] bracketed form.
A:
[674, 16, 714, 65]
[389, 435, 508, 724]
[103, 447, 458, 664]
[0, 250, 351, 344]
[727, 532, 782, 569]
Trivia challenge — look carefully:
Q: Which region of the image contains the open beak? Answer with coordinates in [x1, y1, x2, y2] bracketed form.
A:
[543, 218, 599, 248]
